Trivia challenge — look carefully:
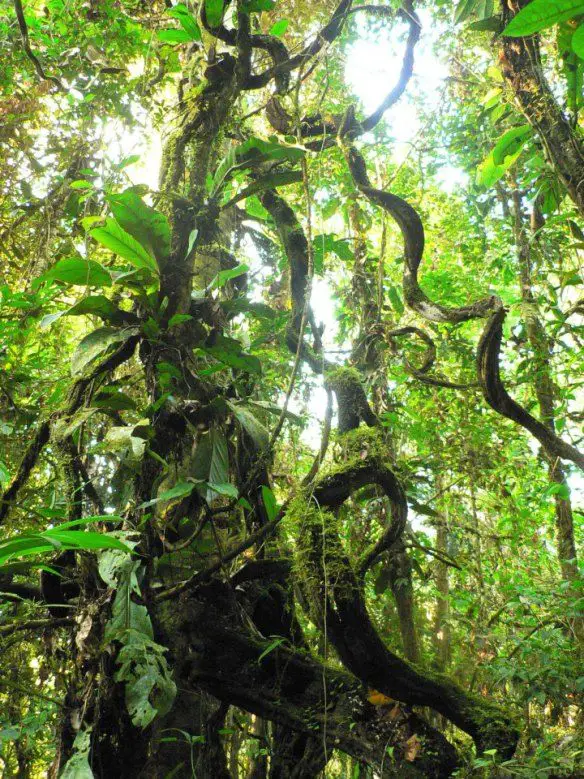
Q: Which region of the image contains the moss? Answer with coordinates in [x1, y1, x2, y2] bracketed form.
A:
[324, 365, 363, 390]
[319, 426, 387, 482]
[414, 665, 521, 757]
[285, 497, 360, 627]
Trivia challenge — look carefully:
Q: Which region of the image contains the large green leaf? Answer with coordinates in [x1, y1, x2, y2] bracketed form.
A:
[201, 335, 262, 374]
[157, 28, 193, 44]
[205, 0, 225, 26]
[40, 295, 125, 329]
[454, 0, 480, 23]
[0, 528, 131, 569]
[60, 731, 94, 779]
[166, 3, 202, 39]
[572, 22, 584, 57]
[476, 126, 531, 188]
[107, 189, 171, 265]
[208, 263, 249, 290]
[261, 485, 279, 521]
[492, 125, 531, 164]
[502, 0, 584, 36]
[224, 171, 303, 207]
[138, 481, 196, 510]
[237, 136, 305, 163]
[228, 401, 270, 449]
[41, 257, 112, 287]
[90, 218, 159, 273]
[71, 326, 139, 376]
[190, 428, 230, 504]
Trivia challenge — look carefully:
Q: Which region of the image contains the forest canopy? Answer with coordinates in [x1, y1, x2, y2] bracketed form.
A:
[0, 0, 583, 776]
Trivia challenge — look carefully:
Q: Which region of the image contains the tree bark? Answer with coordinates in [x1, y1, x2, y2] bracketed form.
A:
[499, 0, 584, 219]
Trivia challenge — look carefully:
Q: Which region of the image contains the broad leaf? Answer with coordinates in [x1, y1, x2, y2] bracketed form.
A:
[205, 0, 225, 27]
[492, 125, 531, 164]
[261, 485, 279, 522]
[107, 189, 171, 265]
[166, 3, 202, 40]
[71, 326, 139, 376]
[157, 29, 193, 44]
[237, 136, 305, 163]
[269, 19, 289, 36]
[190, 428, 230, 504]
[201, 335, 262, 374]
[228, 401, 270, 449]
[502, 0, 584, 36]
[572, 22, 584, 57]
[138, 481, 196, 509]
[209, 263, 249, 290]
[41, 257, 112, 287]
[90, 218, 159, 273]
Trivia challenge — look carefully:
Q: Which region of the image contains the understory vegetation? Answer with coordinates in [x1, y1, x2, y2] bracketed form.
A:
[0, 0, 583, 776]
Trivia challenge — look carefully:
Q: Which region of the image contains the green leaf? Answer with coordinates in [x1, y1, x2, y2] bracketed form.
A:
[107, 189, 171, 265]
[388, 285, 404, 316]
[67, 295, 120, 319]
[70, 179, 93, 190]
[469, 16, 502, 31]
[71, 326, 139, 376]
[491, 125, 531, 164]
[245, 196, 271, 221]
[157, 28, 193, 44]
[201, 335, 262, 374]
[244, 0, 275, 10]
[454, 0, 479, 24]
[237, 136, 305, 163]
[476, 127, 531, 188]
[41, 257, 112, 287]
[502, 0, 584, 36]
[92, 388, 138, 411]
[190, 429, 229, 504]
[247, 400, 303, 424]
[209, 263, 248, 290]
[544, 482, 571, 500]
[167, 313, 193, 328]
[225, 171, 302, 206]
[572, 22, 584, 57]
[454, 0, 492, 24]
[257, 636, 286, 663]
[114, 155, 141, 170]
[261, 485, 279, 521]
[205, 0, 225, 27]
[269, 19, 289, 36]
[166, 3, 202, 40]
[186, 228, 199, 259]
[91, 218, 159, 273]
[207, 482, 238, 499]
[60, 730, 94, 779]
[40, 296, 122, 329]
[228, 401, 270, 449]
[43, 530, 131, 553]
[0, 529, 132, 569]
[138, 481, 196, 509]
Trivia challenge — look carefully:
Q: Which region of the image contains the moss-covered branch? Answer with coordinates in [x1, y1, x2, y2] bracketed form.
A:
[292, 502, 520, 757]
[164, 582, 459, 777]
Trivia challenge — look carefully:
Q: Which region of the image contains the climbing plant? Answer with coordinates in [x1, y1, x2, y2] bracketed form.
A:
[0, 0, 583, 776]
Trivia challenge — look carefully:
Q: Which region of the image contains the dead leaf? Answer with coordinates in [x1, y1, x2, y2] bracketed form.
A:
[405, 734, 421, 761]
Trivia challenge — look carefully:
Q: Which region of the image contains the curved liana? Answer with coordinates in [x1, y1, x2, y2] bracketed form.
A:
[477, 308, 584, 472]
[338, 122, 501, 324]
[290, 472, 520, 758]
